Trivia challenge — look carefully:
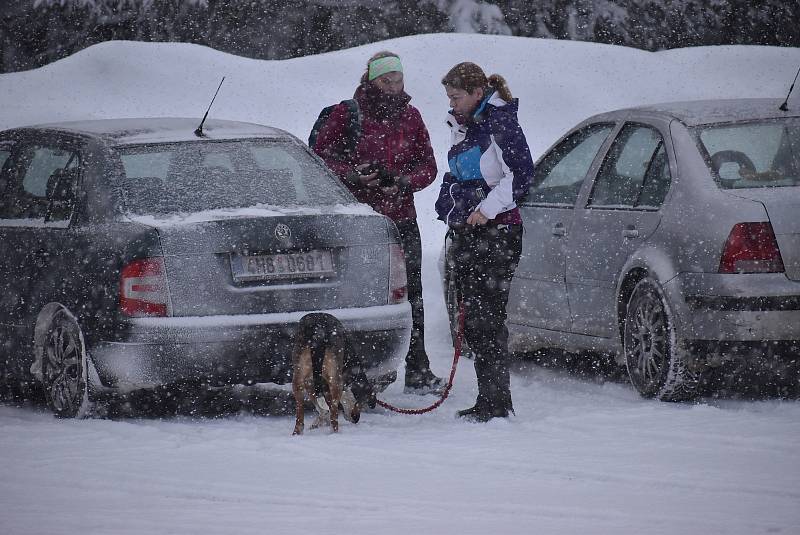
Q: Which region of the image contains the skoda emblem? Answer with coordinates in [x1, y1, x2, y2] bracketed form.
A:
[274, 223, 291, 241]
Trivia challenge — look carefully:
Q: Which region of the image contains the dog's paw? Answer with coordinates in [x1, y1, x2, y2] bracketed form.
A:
[310, 411, 330, 429]
[340, 389, 360, 424]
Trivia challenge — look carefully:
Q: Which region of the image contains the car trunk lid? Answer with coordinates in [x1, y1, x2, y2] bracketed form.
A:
[145, 212, 392, 315]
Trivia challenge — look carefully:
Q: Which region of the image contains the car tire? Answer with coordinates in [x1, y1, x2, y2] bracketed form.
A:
[42, 308, 92, 418]
[623, 278, 701, 401]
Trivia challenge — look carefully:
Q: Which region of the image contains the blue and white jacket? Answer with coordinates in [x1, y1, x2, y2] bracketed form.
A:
[435, 92, 533, 227]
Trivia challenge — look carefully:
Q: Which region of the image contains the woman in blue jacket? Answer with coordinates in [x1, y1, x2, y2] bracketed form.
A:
[436, 62, 534, 422]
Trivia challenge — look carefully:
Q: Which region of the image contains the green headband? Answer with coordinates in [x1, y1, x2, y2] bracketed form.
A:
[368, 56, 403, 81]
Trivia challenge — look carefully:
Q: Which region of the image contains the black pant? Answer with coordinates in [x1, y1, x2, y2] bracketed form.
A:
[395, 219, 430, 373]
[450, 224, 523, 412]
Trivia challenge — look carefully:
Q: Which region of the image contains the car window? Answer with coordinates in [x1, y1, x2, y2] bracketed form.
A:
[115, 139, 352, 214]
[526, 123, 614, 206]
[250, 145, 310, 202]
[23, 146, 78, 197]
[1, 144, 79, 220]
[44, 165, 81, 223]
[120, 151, 171, 180]
[637, 143, 671, 207]
[0, 147, 10, 169]
[697, 119, 799, 189]
[202, 152, 235, 171]
[589, 124, 667, 208]
[0, 145, 13, 218]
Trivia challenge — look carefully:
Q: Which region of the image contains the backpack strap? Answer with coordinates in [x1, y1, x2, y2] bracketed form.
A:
[340, 99, 361, 157]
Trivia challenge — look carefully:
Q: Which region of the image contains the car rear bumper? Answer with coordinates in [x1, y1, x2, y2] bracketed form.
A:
[667, 273, 800, 341]
[88, 303, 411, 391]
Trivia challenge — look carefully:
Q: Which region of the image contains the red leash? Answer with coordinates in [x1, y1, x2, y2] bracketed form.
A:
[375, 301, 465, 414]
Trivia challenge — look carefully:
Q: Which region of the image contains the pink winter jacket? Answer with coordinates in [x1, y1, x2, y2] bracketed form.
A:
[312, 85, 437, 223]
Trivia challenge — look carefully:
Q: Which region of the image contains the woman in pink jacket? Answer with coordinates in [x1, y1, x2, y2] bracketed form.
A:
[313, 51, 442, 394]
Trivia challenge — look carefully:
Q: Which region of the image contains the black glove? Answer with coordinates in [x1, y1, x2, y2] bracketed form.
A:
[377, 167, 397, 188]
[358, 163, 397, 188]
[347, 163, 382, 188]
[345, 169, 363, 188]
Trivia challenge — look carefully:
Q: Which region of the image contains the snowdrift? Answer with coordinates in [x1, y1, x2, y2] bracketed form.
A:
[1, 35, 800, 535]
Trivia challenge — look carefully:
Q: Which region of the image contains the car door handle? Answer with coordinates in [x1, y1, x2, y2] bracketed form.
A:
[622, 227, 639, 238]
[552, 223, 567, 237]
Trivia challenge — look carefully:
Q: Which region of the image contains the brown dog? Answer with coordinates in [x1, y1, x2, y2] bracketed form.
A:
[291, 313, 360, 435]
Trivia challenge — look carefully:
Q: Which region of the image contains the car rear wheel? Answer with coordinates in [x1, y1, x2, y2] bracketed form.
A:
[624, 278, 701, 401]
[42, 309, 91, 417]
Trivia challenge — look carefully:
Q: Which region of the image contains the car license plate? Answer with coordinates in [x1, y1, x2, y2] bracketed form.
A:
[231, 250, 334, 281]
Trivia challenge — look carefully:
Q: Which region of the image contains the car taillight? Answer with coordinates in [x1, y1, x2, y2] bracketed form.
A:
[120, 257, 169, 317]
[719, 222, 785, 274]
[388, 243, 407, 304]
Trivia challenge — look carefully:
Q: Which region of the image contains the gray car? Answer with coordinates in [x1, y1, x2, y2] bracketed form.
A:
[444, 98, 799, 400]
[0, 118, 411, 416]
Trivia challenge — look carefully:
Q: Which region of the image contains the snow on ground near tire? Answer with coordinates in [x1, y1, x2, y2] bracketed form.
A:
[1, 34, 799, 534]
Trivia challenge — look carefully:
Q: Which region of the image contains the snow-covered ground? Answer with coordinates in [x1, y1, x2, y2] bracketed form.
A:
[1, 34, 800, 534]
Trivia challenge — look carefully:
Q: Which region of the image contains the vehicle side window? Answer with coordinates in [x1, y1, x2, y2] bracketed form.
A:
[526, 123, 614, 206]
[44, 163, 82, 223]
[9, 145, 80, 220]
[0, 145, 11, 189]
[0, 145, 13, 219]
[23, 147, 77, 195]
[589, 124, 670, 208]
[637, 143, 671, 207]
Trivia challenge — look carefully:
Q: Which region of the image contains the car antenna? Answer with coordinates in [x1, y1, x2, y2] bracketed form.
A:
[194, 76, 226, 137]
[779, 65, 800, 112]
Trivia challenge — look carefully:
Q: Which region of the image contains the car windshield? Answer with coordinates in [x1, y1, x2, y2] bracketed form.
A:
[696, 119, 800, 189]
[112, 139, 352, 214]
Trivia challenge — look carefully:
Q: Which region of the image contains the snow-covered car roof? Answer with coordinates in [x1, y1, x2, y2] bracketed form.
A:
[20, 117, 290, 145]
[592, 98, 800, 126]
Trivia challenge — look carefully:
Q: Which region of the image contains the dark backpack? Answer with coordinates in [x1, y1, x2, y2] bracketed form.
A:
[308, 99, 361, 156]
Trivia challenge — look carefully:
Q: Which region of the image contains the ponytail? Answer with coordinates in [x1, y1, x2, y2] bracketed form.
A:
[487, 74, 513, 102]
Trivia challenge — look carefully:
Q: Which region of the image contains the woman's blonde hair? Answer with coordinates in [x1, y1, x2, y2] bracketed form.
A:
[441, 62, 513, 102]
[361, 50, 401, 84]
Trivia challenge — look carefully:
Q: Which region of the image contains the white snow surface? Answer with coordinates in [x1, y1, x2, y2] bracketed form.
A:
[123, 203, 377, 227]
[1, 34, 800, 534]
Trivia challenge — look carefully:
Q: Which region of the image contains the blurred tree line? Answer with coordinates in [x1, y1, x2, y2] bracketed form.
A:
[1, 0, 797, 73]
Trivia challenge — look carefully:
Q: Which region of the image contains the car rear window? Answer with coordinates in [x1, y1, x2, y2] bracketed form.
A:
[113, 139, 352, 213]
[696, 119, 799, 189]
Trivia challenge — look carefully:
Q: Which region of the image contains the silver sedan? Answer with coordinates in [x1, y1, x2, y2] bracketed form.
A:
[445, 98, 799, 400]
